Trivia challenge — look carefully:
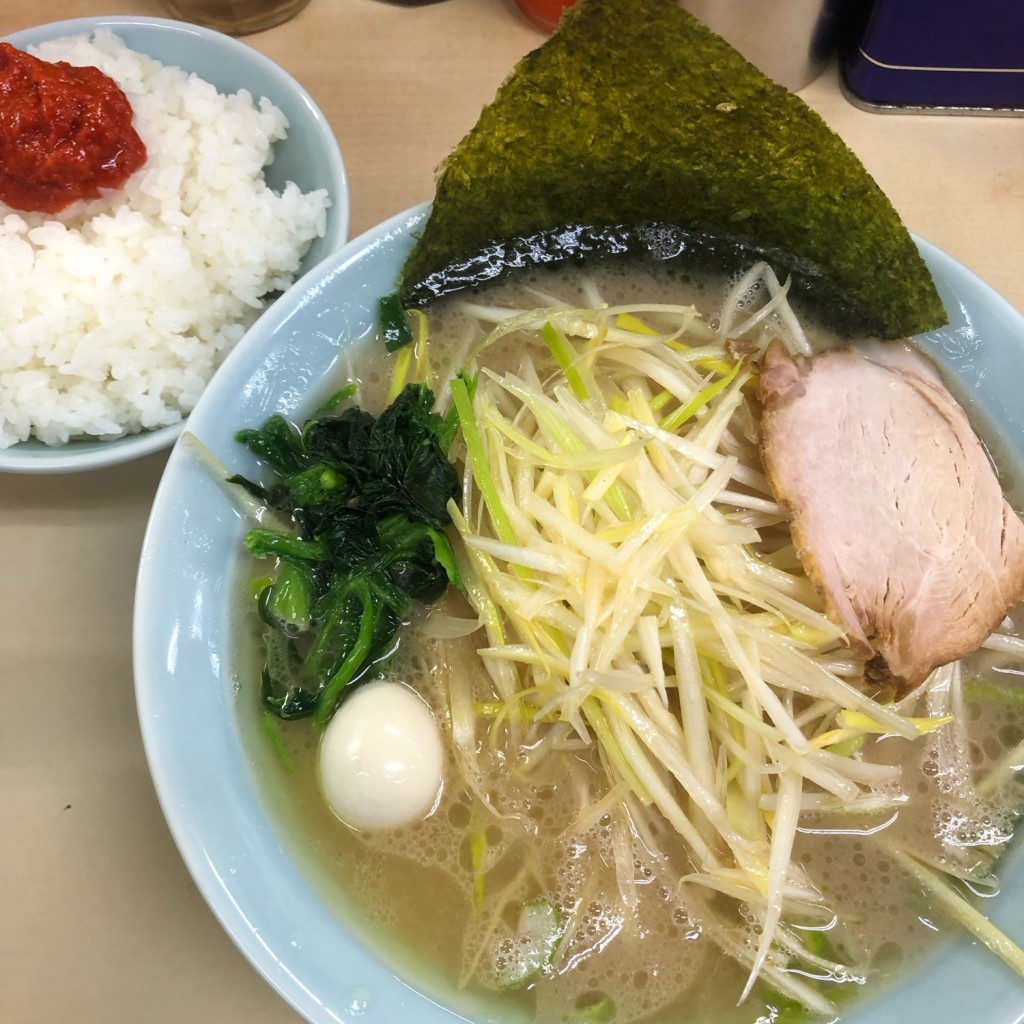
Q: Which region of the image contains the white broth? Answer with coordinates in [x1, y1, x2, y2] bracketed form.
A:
[236, 261, 1024, 1024]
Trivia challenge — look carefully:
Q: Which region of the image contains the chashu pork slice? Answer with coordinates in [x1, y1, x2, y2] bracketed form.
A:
[758, 339, 1024, 692]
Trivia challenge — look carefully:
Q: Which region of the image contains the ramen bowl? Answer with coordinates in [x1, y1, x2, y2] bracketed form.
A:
[133, 204, 1024, 1024]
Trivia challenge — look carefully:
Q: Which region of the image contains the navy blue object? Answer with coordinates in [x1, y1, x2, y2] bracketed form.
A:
[841, 0, 1024, 112]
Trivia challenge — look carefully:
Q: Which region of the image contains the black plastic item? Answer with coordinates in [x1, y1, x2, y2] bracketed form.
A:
[841, 0, 1024, 114]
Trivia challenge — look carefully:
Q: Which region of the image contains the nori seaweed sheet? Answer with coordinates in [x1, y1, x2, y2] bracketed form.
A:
[399, 0, 947, 339]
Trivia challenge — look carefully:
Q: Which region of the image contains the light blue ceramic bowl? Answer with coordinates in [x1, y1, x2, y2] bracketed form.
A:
[0, 16, 348, 474]
[134, 204, 1024, 1024]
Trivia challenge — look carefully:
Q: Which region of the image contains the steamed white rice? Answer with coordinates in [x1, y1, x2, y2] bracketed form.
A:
[0, 30, 331, 448]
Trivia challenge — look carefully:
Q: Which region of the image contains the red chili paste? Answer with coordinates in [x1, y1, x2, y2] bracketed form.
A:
[0, 41, 147, 214]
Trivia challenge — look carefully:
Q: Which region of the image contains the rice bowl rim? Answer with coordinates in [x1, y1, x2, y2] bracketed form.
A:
[0, 15, 350, 475]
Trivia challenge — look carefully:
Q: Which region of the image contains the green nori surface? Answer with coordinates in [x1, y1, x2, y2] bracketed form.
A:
[399, 0, 947, 339]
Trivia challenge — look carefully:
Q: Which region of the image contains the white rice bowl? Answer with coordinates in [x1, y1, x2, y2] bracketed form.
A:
[0, 28, 333, 451]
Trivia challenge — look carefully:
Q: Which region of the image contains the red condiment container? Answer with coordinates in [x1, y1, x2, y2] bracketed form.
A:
[513, 0, 578, 32]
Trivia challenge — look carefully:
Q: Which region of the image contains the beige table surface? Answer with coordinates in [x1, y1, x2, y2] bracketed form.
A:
[1, 2, 1022, 1022]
